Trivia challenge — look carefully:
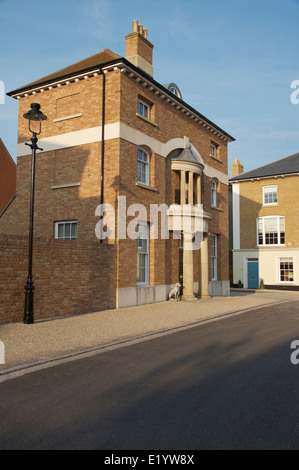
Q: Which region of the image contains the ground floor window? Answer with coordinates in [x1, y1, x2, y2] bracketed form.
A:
[279, 258, 294, 283]
[55, 221, 77, 240]
[211, 235, 217, 281]
[137, 222, 149, 285]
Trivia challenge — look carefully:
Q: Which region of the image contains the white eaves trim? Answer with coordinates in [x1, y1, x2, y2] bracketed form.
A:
[12, 60, 233, 144]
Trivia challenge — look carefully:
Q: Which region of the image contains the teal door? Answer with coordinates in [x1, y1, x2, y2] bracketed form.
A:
[248, 262, 259, 289]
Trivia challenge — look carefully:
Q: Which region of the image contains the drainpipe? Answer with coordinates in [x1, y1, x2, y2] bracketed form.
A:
[100, 69, 106, 243]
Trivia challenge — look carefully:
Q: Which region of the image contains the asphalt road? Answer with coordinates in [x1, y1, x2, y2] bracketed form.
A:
[1, 300, 299, 450]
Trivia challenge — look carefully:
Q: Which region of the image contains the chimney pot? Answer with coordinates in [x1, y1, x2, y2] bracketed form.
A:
[232, 159, 244, 177]
[125, 20, 154, 77]
[133, 20, 138, 32]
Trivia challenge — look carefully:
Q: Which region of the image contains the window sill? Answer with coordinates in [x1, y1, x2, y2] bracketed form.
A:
[277, 282, 295, 285]
[53, 113, 82, 123]
[211, 205, 223, 212]
[136, 113, 158, 127]
[136, 182, 158, 192]
[258, 244, 286, 248]
[262, 204, 278, 207]
[51, 183, 80, 190]
[210, 155, 223, 164]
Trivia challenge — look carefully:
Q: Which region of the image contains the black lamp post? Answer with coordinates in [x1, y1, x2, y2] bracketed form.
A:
[23, 103, 47, 324]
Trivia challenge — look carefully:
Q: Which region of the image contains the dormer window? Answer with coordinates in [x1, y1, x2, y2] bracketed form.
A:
[164, 83, 182, 100]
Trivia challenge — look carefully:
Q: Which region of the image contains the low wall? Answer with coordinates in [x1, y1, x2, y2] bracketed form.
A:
[0, 234, 116, 324]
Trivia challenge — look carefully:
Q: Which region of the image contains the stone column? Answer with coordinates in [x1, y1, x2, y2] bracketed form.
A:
[188, 172, 193, 205]
[180, 170, 186, 205]
[200, 235, 210, 299]
[197, 175, 202, 205]
[182, 231, 197, 301]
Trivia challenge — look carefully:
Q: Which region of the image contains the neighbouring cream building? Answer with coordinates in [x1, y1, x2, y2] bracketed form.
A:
[0, 21, 235, 323]
[230, 154, 299, 290]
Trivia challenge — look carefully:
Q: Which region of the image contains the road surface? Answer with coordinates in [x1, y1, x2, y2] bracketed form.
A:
[1, 300, 299, 450]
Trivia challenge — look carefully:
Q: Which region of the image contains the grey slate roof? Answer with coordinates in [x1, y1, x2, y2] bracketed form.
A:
[230, 152, 299, 181]
[170, 146, 201, 165]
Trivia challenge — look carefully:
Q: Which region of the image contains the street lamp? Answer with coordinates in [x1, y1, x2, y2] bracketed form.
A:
[23, 103, 47, 324]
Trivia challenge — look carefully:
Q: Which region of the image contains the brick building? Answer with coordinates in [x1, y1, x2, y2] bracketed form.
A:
[0, 21, 235, 322]
[230, 154, 299, 290]
[0, 138, 16, 214]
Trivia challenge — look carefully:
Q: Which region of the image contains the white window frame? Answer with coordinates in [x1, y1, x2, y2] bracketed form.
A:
[137, 148, 150, 186]
[210, 142, 218, 158]
[55, 220, 78, 240]
[211, 180, 217, 207]
[137, 222, 149, 286]
[263, 185, 278, 206]
[211, 235, 218, 281]
[257, 216, 285, 246]
[138, 99, 150, 120]
[278, 257, 294, 284]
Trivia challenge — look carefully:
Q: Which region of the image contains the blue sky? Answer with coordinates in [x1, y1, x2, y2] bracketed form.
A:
[1, 0, 299, 175]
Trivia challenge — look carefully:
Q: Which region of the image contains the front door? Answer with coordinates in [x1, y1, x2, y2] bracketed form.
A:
[247, 261, 259, 289]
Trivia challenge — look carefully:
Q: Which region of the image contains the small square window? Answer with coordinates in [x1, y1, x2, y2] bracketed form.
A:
[55, 221, 77, 240]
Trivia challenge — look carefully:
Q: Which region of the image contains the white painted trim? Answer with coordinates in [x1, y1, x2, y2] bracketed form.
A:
[232, 183, 240, 250]
[17, 122, 229, 184]
[17, 123, 119, 157]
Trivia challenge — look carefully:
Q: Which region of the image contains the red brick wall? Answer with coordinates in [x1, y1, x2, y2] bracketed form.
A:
[0, 139, 16, 213]
[0, 234, 116, 324]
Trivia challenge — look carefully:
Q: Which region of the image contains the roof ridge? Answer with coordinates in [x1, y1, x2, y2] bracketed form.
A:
[230, 152, 299, 180]
[8, 48, 122, 95]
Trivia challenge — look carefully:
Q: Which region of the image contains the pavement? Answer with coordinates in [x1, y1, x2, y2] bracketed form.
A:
[0, 289, 299, 381]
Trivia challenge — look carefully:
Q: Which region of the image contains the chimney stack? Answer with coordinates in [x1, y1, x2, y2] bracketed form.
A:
[125, 20, 154, 77]
[232, 159, 244, 177]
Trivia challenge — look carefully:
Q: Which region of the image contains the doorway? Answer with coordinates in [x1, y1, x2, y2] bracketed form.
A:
[247, 260, 259, 289]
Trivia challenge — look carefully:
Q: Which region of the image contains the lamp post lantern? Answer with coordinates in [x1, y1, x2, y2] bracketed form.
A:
[23, 103, 47, 324]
